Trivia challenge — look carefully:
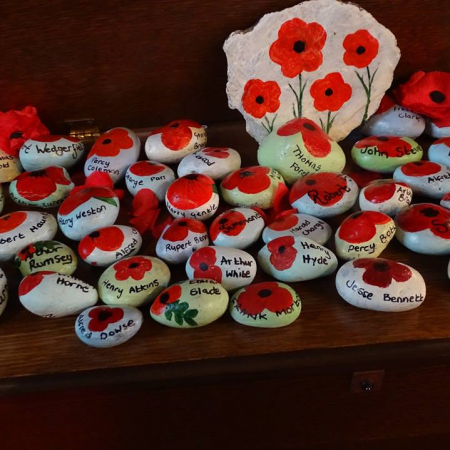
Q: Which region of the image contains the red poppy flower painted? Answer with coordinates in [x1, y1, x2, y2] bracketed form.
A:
[354, 136, 412, 158]
[221, 166, 271, 195]
[267, 236, 297, 271]
[88, 128, 134, 159]
[166, 174, 216, 210]
[399, 161, 441, 177]
[310, 73, 352, 112]
[435, 138, 450, 148]
[338, 211, 391, 243]
[58, 187, 118, 216]
[19, 271, 53, 296]
[78, 226, 125, 259]
[268, 214, 299, 231]
[17, 243, 37, 261]
[150, 119, 202, 151]
[202, 148, 231, 159]
[129, 161, 166, 177]
[242, 79, 281, 120]
[343, 30, 379, 69]
[114, 256, 153, 281]
[162, 219, 206, 242]
[363, 181, 409, 204]
[209, 210, 247, 241]
[151, 284, 182, 316]
[32, 135, 79, 143]
[353, 258, 411, 288]
[189, 247, 222, 282]
[88, 307, 125, 332]
[0, 211, 27, 233]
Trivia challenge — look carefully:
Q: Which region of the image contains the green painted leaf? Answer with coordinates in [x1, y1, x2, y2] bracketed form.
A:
[94, 196, 118, 207]
[165, 300, 179, 311]
[184, 317, 198, 327]
[185, 309, 199, 318]
[177, 302, 189, 312]
[174, 312, 183, 326]
[165, 310, 173, 321]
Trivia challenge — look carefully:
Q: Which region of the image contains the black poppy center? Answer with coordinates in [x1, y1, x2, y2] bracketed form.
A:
[89, 231, 101, 238]
[429, 91, 446, 104]
[199, 262, 208, 271]
[305, 179, 316, 186]
[420, 207, 439, 218]
[356, 46, 366, 55]
[129, 262, 140, 269]
[303, 123, 316, 131]
[10, 131, 23, 139]
[258, 289, 272, 298]
[178, 221, 187, 226]
[30, 170, 47, 178]
[20, 247, 29, 255]
[102, 138, 112, 145]
[98, 310, 113, 322]
[413, 162, 423, 166]
[378, 136, 389, 141]
[241, 171, 254, 178]
[170, 122, 180, 128]
[279, 246, 286, 254]
[185, 174, 198, 180]
[293, 40, 306, 53]
[219, 218, 228, 224]
[159, 293, 170, 304]
[372, 262, 390, 272]
[255, 95, 264, 105]
[325, 88, 333, 96]
[213, 149, 222, 153]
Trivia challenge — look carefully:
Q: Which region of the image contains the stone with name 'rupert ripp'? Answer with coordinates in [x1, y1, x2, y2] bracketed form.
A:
[428, 138, 450, 168]
[0, 149, 22, 183]
[0, 268, 8, 317]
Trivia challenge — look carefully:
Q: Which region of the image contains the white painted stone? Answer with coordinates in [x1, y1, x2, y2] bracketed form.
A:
[428, 138, 450, 168]
[0, 149, 22, 183]
[0, 268, 8, 317]
[426, 119, 450, 139]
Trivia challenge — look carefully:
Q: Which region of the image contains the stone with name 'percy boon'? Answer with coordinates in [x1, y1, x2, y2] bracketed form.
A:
[98, 255, 170, 307]
[156, 219, 209, 265]
[145, 119, 207, 164]
[57, 187, 120, 240]
[0, 268, 8, 317]
[85, 128, 141, 184]
[19, 135, 84, 171]
[75, 305, 143, 348]
[18, 271, 98, 318]
[258, 236, 337, 282]
[186, 246, 256, 291]
[336, 258, 426, 312]
[0, 211, 57, 262]
[0, 149, 22, 183]
[289, 172, 358, 218]
[150, 279, 229, 328]
[78, 225, 142, 267]
[15, 240, 77, 276]
[209, 207, 264, 249]
[427, 138, 450, 168]
[230, 281, 301, 328]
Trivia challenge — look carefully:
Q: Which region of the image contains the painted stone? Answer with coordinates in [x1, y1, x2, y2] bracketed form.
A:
[428, 138, 450, 168]
[257, 236, 337, 282]
[209, 207, 264, 249]
[145, 119, 207, 164]
[125, 161, 175, 201]
[230, 281, 301, 328]
[9, 166, 73, 209]
[359, 179, 412, 216]
[289, 172, 358, 218]
[426, 119, 450, 139]
[262, 213, 332, 245]
[84, 128, 141, 183]
[57, 187, 120, 240]
[14, 240, 77, 276]
[0, 185, 4, 215]
[221, 166, 285, 209]
[156, 219, 209, 265]
[224, 0, 400, 143]
[0, 149, 22, 183]
[75, 305, 143, 348]
[178, 147, 242, 180]
[78, 225, 142, 267]
[150, 279, 228, 328]
[186, 246, 256, 291]
[98, 255, 170, 307]
[257, 118, 346, 184]
[18, 271, 98, 318]
[351, 136, 423, 173]
[165, 174, 219, 221]
[336, 258, 426, 312]
[441, 193, 450, 210]
[19, 135, 84, 171]
[0, 211, 57, 262]
[393, 161, 450, 200]
[395, 203, 450, 255]
[0, 268, 8, 317]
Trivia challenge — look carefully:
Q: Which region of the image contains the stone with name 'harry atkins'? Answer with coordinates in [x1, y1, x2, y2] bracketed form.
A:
[0, 268, 8, 318]
[0, 149, 22, 183]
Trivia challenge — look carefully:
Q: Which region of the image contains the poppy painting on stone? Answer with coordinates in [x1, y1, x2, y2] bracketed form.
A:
[224, 0, 400, 143]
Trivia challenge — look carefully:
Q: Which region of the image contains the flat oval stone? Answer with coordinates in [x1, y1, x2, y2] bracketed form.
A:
[230, 281, 301, 328]
[257, 118, 346, 184]
[289, 172, 358, 218]
[177, 147, 241, 180]
[57, 187, 120, 240]
[262, 213, 332, 245]
[75, 305, 143, 348]
[0, 149, 22, 183]
[150, 279, 228, 328]
[428, 138, 450, 167]
[19, 271, 98, 318]
[165, 174, 219, 221]
[221, 166, 285, 209]
[209, 207, 264, 249]
[0, 268, 8, 317]
[145, 119, 207, 164]
[0, 185, 4, 214]
[336, 258, 426, 312]
[257, 236, 337, 282]
[186, 246, 256, 291]
[0, 211, 57, 262]
[14, 240, 77, 276]
[125, 161, 175, 201]
[98, 255, 170, 307]
[359, 179, 413, 216]
[426, 119, 450, 139]
[84, 127, 140, 183]
[19, 135, 84, 171]
[395, 203, 450, 254]
[9, 166, 73, 209]
[78, 225, 142, 267]
[393, 161, 450, 199]
[351, 136, 423, 173]
[156, 219, 209, 264]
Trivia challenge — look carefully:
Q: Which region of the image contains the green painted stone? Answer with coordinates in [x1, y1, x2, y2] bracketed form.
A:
[150, 279, 229, 328]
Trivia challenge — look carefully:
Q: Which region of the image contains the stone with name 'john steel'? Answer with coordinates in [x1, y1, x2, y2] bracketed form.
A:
[0, 268, 8, 317]
[0, 149, 22, 183]
[150, 279, 229, 328]
[19, 271, 98, 318]
[75, 305, 143, 348]
[289, 172, 358, 218]
[0, 211, 57, 262]
[336, 258, 426, 312]
[428, 138, 450, 168]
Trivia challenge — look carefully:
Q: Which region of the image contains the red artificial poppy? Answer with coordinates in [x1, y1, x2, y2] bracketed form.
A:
[32, 135, 79, 143]
[166, 174, 215, 210]
[338, 211, 391, 243]
[78, 226, 125, 259]
[88, 307, 124, 332]
[277, 118, 332, 158]
[189, 247, 222, 282]
[150, 119, 202, 151]
[59, 187, 118, 216]
[375, 95, 396, 115]
[19, 271, 53, 296]
[343, 30, 379, 69]
[268, 214, 299, 231]
[151, 284, 182, 316]
[363, 181, 409, 204]
[114, 256, 153, 281]
[129, 161, 166, 177]
[310, 73, 352, 112]
[236, 282, 294, 315]
[162, 218, 206, 242]
[354, 136, 412, 158]
[17, 243, 37, 261]
[396, 203, 450, 239]
[241, 79, 281, 119]
[0, 211, 27, 233]
[395, 71, 450, 120]
[203, 148, 230, 159]
[347, 170, 383, 188]
[400, 161, 441, 177]
[88, 128, 134, 159]
[354, 258, 412, 288]
[267, 236, 297, 271]
[434, 137, 450, 148]
[209, 210, 247, 241]
[269, 18, 327, 78]
[221, 166, 271, 195]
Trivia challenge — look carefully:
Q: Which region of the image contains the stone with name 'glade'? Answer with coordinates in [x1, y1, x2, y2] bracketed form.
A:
[0, 149, 22, 183]
[0, 268, 8, 317]
[428, 138, 450, 168]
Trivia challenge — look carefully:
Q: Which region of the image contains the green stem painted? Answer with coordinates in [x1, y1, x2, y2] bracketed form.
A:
[360, 66, 377, 126]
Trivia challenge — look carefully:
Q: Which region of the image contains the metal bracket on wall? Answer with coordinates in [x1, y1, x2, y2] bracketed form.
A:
[65, 118, 100, 145]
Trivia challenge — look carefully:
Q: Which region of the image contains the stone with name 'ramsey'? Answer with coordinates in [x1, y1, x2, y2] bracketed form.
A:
[0, 149, 22, 183]
[0, 268, 8, 317]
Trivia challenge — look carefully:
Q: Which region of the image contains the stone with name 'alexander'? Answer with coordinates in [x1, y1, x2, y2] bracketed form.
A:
[0, 268, 8, 317]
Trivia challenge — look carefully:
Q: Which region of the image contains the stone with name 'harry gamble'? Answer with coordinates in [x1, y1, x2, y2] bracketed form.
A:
[336, 258, 426, 312]
[0, 268, 8, 318]
[0, 149, 22, 183]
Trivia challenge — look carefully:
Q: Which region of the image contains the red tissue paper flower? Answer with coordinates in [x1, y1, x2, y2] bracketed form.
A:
[189, 247, 222, 282]
[268, 214, 299, 232]
[162, 218, 206, 242]
[150, 119, 202, 151]
[267, 236, 297, 271]
[343, 30, 379, 69]
[375, 95, 396, 115]
[222, 166, 271, 195]
[114, 256, 153, 281]
[88, 307, 124, 332]
[151, 284, 182, 316]
[310, 73, 352, 112]
[242, 79, 281, 119]
[88, 128, 134, 159]
[353, 259, 411, 289]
